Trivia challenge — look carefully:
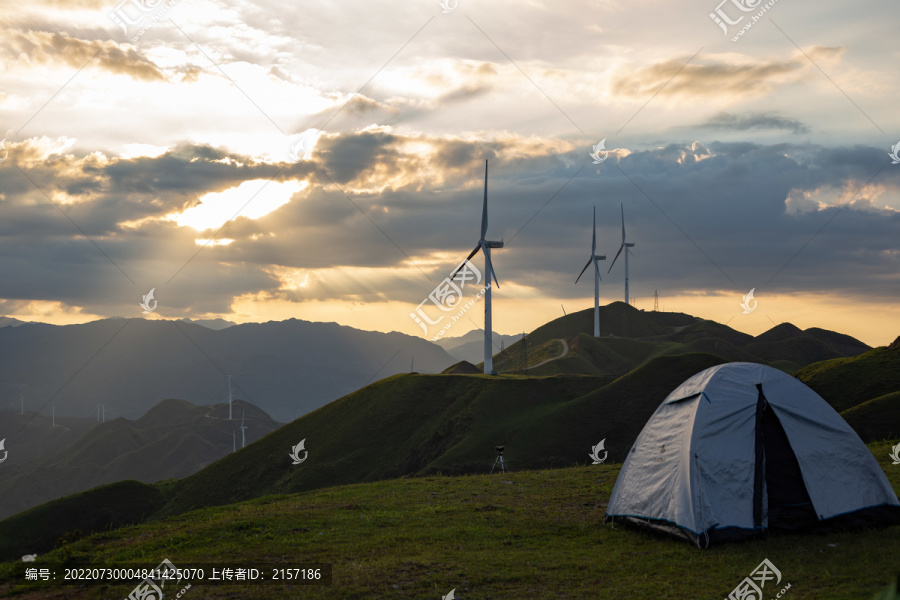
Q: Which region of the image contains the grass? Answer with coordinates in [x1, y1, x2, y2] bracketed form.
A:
[841, 391, 900, 442]
[796, 344, 900, 412]
[0, 480, 164, 562]
[1, 439, 898, 600]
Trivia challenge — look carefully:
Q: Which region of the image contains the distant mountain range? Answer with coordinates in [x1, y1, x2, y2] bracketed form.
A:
[433, 330, 523, 364]
[0, 399, 280, 521]
[179, 318, 238, 330]
[0, 318, 457, 423]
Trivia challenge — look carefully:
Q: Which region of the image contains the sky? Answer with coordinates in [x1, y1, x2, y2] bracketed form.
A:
[1, 0, 898, 347]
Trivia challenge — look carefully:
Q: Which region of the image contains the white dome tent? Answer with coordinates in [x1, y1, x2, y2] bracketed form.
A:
[605, 362, 900, 547]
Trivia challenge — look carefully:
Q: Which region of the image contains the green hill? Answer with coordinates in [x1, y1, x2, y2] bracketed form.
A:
[154, 352, 726, 520]
[841, 391, 900, 442]
[1, 440, 897, 600]
[0, 353, 726, 560]
[0, 479, 165, 563]
[489, 303, 867, 377]
[796, 337, 900, 413]
[0, 305, 885, 567]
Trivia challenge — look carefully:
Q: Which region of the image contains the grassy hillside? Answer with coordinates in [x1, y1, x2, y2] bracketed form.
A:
[1, 440, 897, 600]
[152, 373, 605, 520]
[796, 339, 900, 412]
[841, 391, 900, 442]
[0, 353, 726, 560]
[487, 303, 868, 377]
[0, 479, 166, 563]
[154, 352, 726, 520]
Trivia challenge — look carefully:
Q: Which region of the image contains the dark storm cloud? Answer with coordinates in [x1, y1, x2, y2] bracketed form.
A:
[1, 132, 897, 316]
[694, 112, 811, 135]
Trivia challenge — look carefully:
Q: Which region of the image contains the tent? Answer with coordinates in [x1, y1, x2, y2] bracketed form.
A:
[605, 362, 900, 547]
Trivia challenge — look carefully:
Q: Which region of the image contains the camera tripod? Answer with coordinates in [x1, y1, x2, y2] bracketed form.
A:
[490, 446, 508, 474]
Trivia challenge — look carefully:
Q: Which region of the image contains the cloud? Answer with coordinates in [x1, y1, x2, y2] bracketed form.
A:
[694, 112, 810, 134]
[4, 30, 165, 81]
[610, 54, 808, 100]
[2, 128, 899, 326]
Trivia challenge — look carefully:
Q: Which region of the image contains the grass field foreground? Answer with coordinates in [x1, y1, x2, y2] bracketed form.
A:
[1, 440, 898, 600]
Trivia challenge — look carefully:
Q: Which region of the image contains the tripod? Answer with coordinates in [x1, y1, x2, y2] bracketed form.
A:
[490, 448, 508, 474]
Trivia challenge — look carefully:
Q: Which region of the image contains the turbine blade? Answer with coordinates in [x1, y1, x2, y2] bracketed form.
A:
[575, 257, 593, 284]
[594, 259, 602, 282]
[484, 242, 500, 289]
[591, 206, 596, 254]
[481, 160, 488, 240]
[620, 203, 626, 243]
[608, 244, 624, 273]
[451, 244, 482, 278]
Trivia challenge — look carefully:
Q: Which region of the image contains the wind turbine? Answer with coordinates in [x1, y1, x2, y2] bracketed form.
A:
[227, 375, 233, 420]
[608, 203, 635, 304]
[452, 159, 503, 374]
[575, 206, 606, 337]
[240, 409, 248, 449]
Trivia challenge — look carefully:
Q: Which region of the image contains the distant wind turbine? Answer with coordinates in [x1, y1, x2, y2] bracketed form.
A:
[575, 207, 606, 337]
[227, 375, 233, 420]
[451, 159, 503, 374]
[240, 409, 248, 449]
[608, 203, 635, 304]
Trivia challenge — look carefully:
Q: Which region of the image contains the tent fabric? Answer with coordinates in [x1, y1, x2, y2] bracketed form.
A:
[605, 362, 900, 547]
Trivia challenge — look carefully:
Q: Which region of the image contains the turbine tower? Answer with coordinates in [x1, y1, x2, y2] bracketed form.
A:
[608, 203, 635, 303]
[227, 375, 233, 420]
[452, 159, 503, 374]
[240, 409, 248, 449]
[575, 206, 606, 337]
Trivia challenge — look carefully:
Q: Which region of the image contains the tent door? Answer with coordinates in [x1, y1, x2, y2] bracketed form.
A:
[754, 384, 818, 530]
